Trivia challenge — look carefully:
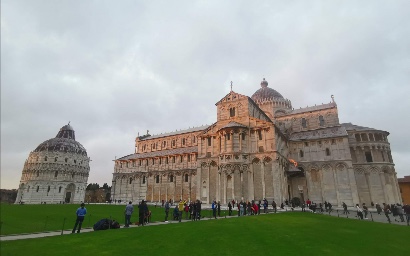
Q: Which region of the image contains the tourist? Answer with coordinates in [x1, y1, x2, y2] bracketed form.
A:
[217, 201, 221, 217]
[257, 200, 261, 215]
[173, 205, 179, 221]
[72, 203, 87, 233]
[403, 204, 410, 225]
[240, 202, 244, 216]
[306, 199, 311, 207]
[272, 200, 277, 213]
[195, 200, 201, 220]
[138, 200, 148, 226]
[124, 201, 134, 227]
[383, 203, 391, 223]
[396, 204, 405, 222]
[164, 200, 170, 222]
[342, 202, 349, 215]
[356, 204, 364, 220]
[301, 202, 306, 212]
[376, 203, 382, 215]
[211, 201, 217, 219]
[328, 202, 333, 213]
[362, 203, 368, 219]
[228, 201, 232, 216]
[263, 199, 268, 213]
[184, 202, 189, 219]
[178, 200, 185, 222]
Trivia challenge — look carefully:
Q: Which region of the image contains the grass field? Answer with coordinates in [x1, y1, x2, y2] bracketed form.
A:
[0, 203, 227, 235]
[1, 212, 409, 256]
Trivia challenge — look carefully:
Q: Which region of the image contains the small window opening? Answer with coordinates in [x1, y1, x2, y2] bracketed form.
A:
[325, 148, 331, 156]
[59, 186, 62, 193]
[365, 151, 373, 162]
[319, 116, 325, 126]
[258, 130, 262, 140]
[184, 174, 189, 182]
[300, 150, 304, 158]
[302, 118, 307, 128]
[155, 175, 159, 183]
[129, 178, 132, 184]
[36, 186, 39, 192]
[241, 133, 246, 140]
[207, 137, 212, 146]
[170, 175, 174, 182]
[142, 176, 146, 184]
[54, 171, 58, 178]
[230, 107, 236, 117]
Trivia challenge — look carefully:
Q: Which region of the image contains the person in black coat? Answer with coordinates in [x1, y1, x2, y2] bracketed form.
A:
[138, 200, 148, 226]
[228, 202, 232, 216]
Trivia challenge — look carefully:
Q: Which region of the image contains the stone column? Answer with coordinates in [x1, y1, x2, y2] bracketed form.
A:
[248, 165, 254, 201]
[332, 168, 341, 206]
[347, 166, 360, 205]
[273, 160, 281, 203]
[261, 162, 266, 198]
[197, 166, 201, 201]
[379, 171, 389, 204]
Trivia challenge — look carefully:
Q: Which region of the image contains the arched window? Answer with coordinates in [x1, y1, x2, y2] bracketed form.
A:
[36, 186, 39, 192]
[59, 186, 62, 193]
[142, 176, 146, 184]
[241, 133, 246, 140]
[129, 178, 133, 184]
[258, 130, 262, 140]
[155, 175, 159, 183]
[207, 137, 212, 146]
[47, 186, 50, 193]
[319, 116, 325, 126]
[187, 154, 191, 162]
[44, 156, 48, 161]
[230, 107, 236, 117]
[184, 174, 189, 182]
[300, 150, 304, 158]
[54, 171, 58, 178]
[193, 136, 196, 143]
[325, 148, 331, 156]
[65, 158, 68, 163]
[182, 138, 186, 145]
[169, 175, 174, 182]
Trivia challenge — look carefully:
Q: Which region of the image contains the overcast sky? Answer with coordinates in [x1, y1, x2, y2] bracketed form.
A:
[1, 0, 409, 189]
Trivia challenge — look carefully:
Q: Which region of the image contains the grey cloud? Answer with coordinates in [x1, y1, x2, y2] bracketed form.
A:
[2, 0, 409, 189]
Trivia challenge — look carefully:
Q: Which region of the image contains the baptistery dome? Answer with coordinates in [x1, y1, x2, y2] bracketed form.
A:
[251, 78, 284, 101]
[15, 124, 90, 204]
[34, 124, 87, 155]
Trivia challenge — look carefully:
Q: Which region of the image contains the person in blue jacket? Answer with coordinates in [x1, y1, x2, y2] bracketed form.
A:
[72, 203, 87, 233]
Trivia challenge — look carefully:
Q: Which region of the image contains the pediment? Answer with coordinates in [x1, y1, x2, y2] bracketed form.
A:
[215, 91, 247, 106]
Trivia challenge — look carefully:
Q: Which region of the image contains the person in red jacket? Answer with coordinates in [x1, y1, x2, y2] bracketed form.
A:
[306, 199, 311, 207]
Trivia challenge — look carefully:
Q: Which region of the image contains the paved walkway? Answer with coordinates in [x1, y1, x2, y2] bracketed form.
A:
[1, 207, 407, 241]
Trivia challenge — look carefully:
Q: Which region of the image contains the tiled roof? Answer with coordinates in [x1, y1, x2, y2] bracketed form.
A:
[117, 146, 198, 161]
[341, 123, 379, 132]
[139, 125, 209, 141]
[398, 176, 410, 183]
[219, 121, 248, 130]
[289, 126, 348, 141]
[287, 102, 336, 115]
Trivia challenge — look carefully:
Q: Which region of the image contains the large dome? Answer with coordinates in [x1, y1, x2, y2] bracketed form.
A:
[33, 124, 87, 155]
[251, 78, 284, 101]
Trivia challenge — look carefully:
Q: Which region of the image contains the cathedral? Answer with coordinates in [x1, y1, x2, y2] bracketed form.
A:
[111, 79, 402, 206]
[15, 124, 90, 204]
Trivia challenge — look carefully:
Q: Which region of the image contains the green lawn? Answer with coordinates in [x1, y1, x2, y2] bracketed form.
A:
[1, 212, 409, 256]
[0, 203, 228, 235]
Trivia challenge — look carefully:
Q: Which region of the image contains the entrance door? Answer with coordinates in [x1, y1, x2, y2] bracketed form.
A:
[65, 192, 72, 203]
